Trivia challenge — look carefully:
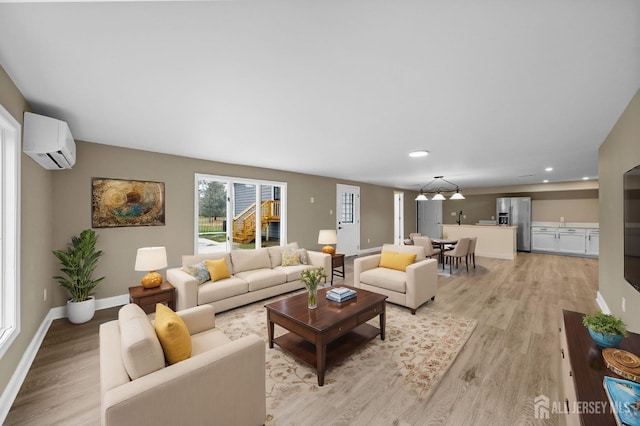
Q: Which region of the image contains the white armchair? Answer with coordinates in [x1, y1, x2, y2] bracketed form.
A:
[353, 244, 437, 314]
[100, 303, 266, 426]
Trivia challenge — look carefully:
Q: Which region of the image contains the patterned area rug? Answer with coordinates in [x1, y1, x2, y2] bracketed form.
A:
[215, 291, 477, 424]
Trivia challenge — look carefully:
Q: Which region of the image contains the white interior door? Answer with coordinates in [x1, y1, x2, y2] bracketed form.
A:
[394, 192, 404, 245]
[417, 200, 443, 238]
[336, 184, 360, 256]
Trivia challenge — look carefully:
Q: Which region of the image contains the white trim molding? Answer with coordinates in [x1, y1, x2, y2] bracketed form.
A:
[0, 293, 128, 424]
[596, 291, 611, 314]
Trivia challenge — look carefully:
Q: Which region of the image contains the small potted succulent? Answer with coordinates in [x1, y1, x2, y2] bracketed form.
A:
[582, 312, 628, 348]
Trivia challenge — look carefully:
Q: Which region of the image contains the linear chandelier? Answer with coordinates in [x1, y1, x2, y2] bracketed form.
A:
[415, 176, 465, 201]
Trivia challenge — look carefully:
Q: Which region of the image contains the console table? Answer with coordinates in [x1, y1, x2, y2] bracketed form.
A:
[560, 309, 640, 426]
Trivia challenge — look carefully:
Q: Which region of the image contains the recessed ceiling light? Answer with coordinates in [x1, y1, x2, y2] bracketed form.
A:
[543, 179, 549, 183]
[582, 177, 589, 180]
[409, 150, 429, 158]
[545, 167, 553, 172]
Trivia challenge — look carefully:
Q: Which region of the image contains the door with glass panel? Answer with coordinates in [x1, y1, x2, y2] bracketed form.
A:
[336, 184, 360, 256]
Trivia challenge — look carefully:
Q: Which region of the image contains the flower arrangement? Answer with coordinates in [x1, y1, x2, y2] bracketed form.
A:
[300, 267, 326, 309]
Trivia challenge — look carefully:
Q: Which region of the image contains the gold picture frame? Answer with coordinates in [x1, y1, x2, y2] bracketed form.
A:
[91, 178, 165, 228]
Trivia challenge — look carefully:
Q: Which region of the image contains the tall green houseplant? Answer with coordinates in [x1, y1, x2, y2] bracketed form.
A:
[53, 229, 105, 302]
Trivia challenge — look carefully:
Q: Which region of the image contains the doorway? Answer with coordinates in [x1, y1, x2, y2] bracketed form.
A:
[336, 184, 360, 256]
[394, 191, 404, 245]
[417, 200, 443, 239]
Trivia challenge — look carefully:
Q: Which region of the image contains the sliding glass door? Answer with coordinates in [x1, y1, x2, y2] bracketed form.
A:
[195, 174, 286, 254]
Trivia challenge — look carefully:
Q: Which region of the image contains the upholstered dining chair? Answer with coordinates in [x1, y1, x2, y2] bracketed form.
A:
[443, 237, 471, 274]
[412, 236, 442, 262]
[466, 237, 477, 269]
[403, 232, 421, 245]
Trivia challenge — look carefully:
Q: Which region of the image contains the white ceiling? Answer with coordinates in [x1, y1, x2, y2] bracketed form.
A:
[1, 1, 639, 191]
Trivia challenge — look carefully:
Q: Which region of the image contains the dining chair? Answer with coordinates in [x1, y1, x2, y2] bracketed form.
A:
[443, 237, 470, 274]
[466, 237, 477, 269]
[412, 236, 442, 262]
[403, 232, 421, 245]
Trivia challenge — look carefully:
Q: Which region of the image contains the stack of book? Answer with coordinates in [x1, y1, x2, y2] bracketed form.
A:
[326, 287, 357, 302]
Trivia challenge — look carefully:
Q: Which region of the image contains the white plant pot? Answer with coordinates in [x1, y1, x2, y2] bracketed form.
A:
[67, 296, 96, 324]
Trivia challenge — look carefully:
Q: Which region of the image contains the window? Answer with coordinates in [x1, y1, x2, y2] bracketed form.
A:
[0, 104, 20, 359]
[195, 174, 286, 254]
[341, 192, 354, 224]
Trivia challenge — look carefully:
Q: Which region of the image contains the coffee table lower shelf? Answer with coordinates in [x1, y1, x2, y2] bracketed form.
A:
[273, 323, 381, 383]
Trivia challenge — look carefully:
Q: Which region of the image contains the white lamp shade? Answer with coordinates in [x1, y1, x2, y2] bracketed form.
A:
[415, 194, 428, 201]
[450, 191, 465, 200]
[318, 229, 337, 245]
[135, 246, 168, 271]
[431, 193, 446, 201]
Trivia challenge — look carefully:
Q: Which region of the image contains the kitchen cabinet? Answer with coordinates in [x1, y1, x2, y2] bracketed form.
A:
[557, 228, 586, 255]
[531, 227, 558, 252]
[586, 229, 599, 256]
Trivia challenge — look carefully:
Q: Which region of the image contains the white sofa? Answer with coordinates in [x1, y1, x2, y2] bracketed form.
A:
[167, 243, 331, 313]
[100, 303, 265, 426]
[353, 243, 438, 314]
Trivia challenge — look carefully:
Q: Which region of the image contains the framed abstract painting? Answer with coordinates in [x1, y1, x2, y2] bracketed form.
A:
[91, 178, 165, 228]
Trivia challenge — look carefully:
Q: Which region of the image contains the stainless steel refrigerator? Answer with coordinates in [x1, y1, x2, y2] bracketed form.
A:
[496, 197, 531, 252]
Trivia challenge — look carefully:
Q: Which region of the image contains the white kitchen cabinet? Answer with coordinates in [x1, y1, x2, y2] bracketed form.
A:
[586, 229, 599, 256]
[531, 227, 558, 252]
[557, 228, 586, 254]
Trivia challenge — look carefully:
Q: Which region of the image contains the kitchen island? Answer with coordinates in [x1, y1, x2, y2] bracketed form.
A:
[442, 224, 517, 260]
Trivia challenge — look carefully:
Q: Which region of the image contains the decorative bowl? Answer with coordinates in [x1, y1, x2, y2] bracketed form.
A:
[588, 328, 623, 348]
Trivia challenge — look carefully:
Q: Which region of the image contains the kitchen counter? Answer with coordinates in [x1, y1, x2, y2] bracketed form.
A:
[531, 221, 599, 229]
[442, 224, 517, 260]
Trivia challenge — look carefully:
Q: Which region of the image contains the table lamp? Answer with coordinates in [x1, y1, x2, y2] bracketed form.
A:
[318, 230, 337, 255]
[135, 246, 168, 288]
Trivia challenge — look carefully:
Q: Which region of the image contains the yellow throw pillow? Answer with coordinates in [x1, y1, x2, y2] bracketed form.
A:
[379, 251, 417, 272]
[204, 258, 231, 282]
[154, 303, 192, 364]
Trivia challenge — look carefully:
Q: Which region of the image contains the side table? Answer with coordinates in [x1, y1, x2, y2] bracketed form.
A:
[331, 254, 345, 285]
[128, 281, 176, 314]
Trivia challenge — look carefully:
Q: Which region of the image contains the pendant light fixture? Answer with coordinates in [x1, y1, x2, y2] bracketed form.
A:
[415, 176, 465, 201]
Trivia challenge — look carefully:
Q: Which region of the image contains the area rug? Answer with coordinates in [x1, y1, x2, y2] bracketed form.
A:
[215, 291, 477, 425]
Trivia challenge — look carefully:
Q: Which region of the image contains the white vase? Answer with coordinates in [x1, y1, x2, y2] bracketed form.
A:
[67, 296, 96, 324]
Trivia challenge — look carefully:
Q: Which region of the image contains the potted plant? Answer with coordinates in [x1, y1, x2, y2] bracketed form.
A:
[300, 267, 326, 309]
[582, 312, 628, 348]
[53, 229, 105, 324]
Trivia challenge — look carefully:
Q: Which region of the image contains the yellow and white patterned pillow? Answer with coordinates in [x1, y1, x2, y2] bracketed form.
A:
[281, 249, 302, 266]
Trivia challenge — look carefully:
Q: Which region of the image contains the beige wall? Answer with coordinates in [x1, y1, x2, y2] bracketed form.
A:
[50, 141, 410, 306]
[0, 66, 55, 396]
[0, 63, 415, 399]
[441, 189, 599, 225]
[599, 88, 640, 333]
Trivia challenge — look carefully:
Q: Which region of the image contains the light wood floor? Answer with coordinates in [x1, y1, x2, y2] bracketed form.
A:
[5, 252, 599, 425]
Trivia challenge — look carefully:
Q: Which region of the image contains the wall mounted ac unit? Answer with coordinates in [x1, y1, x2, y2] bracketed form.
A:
[23, 112, 76, 170]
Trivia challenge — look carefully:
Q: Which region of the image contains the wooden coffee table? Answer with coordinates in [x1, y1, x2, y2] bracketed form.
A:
[265, 286, 387, 386]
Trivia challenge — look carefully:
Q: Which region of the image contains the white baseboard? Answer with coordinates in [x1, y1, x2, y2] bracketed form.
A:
[0, 309, 54, 423]
[596, 291, 611, 314]
[0, 294, 128, 424]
